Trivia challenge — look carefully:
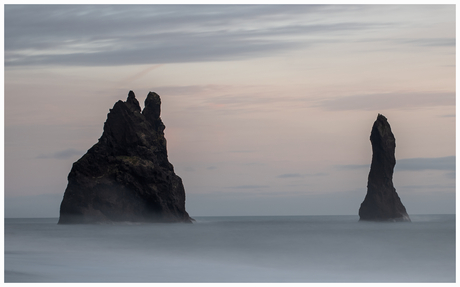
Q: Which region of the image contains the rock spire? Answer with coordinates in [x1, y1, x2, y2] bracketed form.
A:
[359, 114, 410, 222]
[58, 91, 192, 224]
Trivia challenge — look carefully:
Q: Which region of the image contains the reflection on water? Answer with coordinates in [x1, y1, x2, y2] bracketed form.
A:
[4, 215, 455, 282]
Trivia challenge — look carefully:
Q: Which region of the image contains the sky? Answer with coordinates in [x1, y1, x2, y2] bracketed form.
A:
[3, 4, 456, 218]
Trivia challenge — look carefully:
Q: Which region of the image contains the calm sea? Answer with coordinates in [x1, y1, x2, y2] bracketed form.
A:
[4, 214, 455, 282]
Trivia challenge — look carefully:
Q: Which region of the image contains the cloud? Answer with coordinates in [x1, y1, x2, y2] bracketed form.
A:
[242, 162, 266, 166]
[445, 172, 456, 179]
[226, 185, 269, 189]
[318, 92, 455, 111]
[37, 148, 83, 159]
[229, 150, 256, 153]
[396, 38, 455, 47]
[155, 85, 229, 96]
[4, 5, 405, 67]
[277, 173, 303, 178]
[395, 156, 455, 172]
[277, 172, 327, 178]
[398, 184, 455, 190]
[337, 156, 455, 172]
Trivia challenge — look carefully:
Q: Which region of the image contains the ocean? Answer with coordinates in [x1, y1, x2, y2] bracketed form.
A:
[4, 214, 455, 283]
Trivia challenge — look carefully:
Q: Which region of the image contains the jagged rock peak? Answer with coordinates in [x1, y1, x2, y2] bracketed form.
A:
[58, 91, 192, 224]
[145, 91, 161, 108]
[372, 113, 394, 141]
[359, 114, 410, 222]
[143, 91, 162, 121]
[126, 90, 141, 112]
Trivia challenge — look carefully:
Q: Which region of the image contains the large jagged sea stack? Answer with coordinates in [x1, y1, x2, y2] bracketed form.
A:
[58, 91, 192, 224]
[359, 114, 410, 222]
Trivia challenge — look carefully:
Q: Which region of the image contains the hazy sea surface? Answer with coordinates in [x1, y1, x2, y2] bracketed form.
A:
[4, 214, 455, 282]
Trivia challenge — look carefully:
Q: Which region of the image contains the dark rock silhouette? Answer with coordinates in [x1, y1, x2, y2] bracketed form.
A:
[58, 91, 192, 224]
[359, 114, 410, 222]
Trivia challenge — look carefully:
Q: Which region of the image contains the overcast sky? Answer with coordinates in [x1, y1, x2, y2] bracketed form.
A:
[4, 4, 456, 218]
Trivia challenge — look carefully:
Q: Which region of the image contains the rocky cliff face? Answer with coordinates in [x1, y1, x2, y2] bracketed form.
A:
[359, 114, 410, 222]
[58, 91, 192, 224]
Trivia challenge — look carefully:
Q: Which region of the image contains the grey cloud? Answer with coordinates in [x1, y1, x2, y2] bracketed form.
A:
[5, 35, 298, 66]
[4, 5, 400, 67]
[311, 172, 328, 176]
[445, 172, 456, 179]
[395, 156, 455, 172]
[277, 173, 303, 178]
[338, 156, 455, 172]
[397, 38, 455, 47]
[226, 185, 269, 189]
[3, 5, 351, 48]
[277, 172, 327, 178]
[37, 148, 83, 159]
[4, 5, 316, 42]
[242, 162, 266, 166]
[155, 85, 228, 96]
[318, 92, 455, 111]
[398, 183, 455, 190]
[353, 36, 455, 49]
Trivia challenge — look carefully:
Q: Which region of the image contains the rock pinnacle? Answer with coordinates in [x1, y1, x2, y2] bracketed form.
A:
[359, 114, 410, 222]
[58, 91, 192, 224]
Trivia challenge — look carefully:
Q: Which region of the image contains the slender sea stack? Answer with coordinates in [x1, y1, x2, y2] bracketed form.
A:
[359, 114, 410, 222]
[58, 91, 192, 224]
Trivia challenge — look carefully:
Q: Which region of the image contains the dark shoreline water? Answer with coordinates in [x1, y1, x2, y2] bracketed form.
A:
[4, 214, 455, 282]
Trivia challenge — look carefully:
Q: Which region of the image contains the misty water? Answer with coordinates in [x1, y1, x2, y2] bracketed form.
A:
[4, 214, 455, 282]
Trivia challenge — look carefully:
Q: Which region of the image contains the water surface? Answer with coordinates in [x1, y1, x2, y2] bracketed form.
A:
[4, 214, 455, 282]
